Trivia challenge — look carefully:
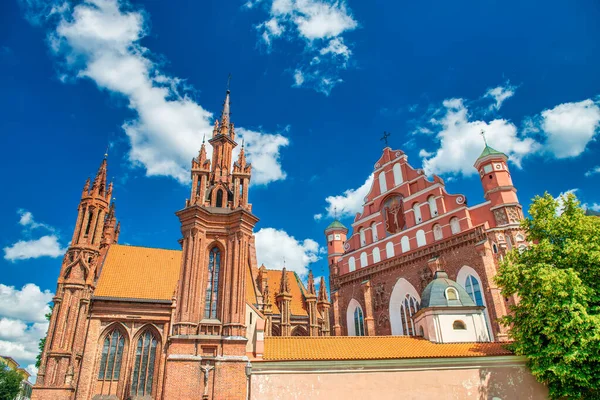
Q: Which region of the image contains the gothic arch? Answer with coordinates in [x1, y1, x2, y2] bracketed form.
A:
[389, 278, 420, 335]
[456, 266, 494, 340]
[271, 324, 281, 337]
[63, 256, 91, 282]
[129, 324, 162, 398]
[291, 326, 308, 336]
[96, 322, 130, 393]
[346, 298, 364, 336]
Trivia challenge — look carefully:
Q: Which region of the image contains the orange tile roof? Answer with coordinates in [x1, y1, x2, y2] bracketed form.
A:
[262, 336, 513, 361]
[264, 270, 308, 316]
[95, 244, 181, 301]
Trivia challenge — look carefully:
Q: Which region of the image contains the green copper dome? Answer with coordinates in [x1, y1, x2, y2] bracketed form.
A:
[325, 219, 347, 231]
[420, 271, 476, 308]
[476, 145, 506, 160]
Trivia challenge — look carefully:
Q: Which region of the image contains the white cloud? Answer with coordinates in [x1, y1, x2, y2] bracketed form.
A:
[0, 283, 52, 374]
[420, 99, 539, 176]
[293, 69, 305, 86]
[255, 228, 324, 276]
[235, 128, 289, 185]
[585, 166, 600, 177]
[0, 284, 53, 323]
[17, 209, 53, 232]
[321, 173, 374, 219]
[313, 213, 323, 221]
[540, 99, 600, 159]
[3, 235, 65, 262]
[484, 82, 516, 111]
[253, 0, 357, 93]
[5, 209, 65, 262]
[29, 0, 288, 185]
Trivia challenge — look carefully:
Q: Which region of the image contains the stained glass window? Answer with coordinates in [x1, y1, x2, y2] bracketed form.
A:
[354, 307, 365, 336]
[400, 294, 420, 336]
[204, 247, 221, 319]
[130, 331, 158, 397]
[465, 275, 484, 306]
[98, 330, 125, 380]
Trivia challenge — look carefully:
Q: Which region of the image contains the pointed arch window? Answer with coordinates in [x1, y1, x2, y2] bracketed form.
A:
[205, 247, 221, 319]
[400, 294, 420, 336]
[464, 275, 484, 306]
[130, 330, 158, 397]
[98, 329, 125, 380]
[216, 189, 224, 207]
[354, 307, 365, 336]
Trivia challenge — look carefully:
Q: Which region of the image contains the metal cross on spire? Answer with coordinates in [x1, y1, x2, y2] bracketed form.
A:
[381, 131, 391, 146]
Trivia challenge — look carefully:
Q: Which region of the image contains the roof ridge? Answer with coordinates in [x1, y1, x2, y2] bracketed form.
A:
[111, 243, 181, 252]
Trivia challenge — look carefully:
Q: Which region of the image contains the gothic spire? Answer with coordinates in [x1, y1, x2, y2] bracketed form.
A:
[279, 267, 290, 294]
[318, 276, 328, 302]
[307, 271, 316, 295]
[91, 157, 108, 197]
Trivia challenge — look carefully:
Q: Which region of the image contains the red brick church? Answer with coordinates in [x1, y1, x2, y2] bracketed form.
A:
[32, 89, 547, 399]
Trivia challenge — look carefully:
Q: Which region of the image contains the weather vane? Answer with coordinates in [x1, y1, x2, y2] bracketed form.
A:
[334, 206, 338, 220]
[381, 131, 391, 145]
[480, 129, 488, 146]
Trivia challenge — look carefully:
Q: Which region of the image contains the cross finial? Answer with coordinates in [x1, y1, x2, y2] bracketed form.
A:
[241, 138, 245, 149]
[226, 73, 231, 92]
[380, 131, 391, 146]
[202, 133, 206, 144]
[480, 129, 488, 146]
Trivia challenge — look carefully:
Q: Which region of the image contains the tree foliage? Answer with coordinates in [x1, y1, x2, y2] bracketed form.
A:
[496, 193, 600, 399]
[0, 362, 23, 400]
[35, 306, 53, 370]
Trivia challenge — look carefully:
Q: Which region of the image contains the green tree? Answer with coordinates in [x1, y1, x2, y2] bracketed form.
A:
[496, 193, 600, 399]
[35, 306, 53, 369]
[0, 362, 23, 400]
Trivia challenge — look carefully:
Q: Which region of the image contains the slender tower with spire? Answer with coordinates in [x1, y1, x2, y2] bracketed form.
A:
[164, 81, 259, 400]
[34, 155, 118, 400]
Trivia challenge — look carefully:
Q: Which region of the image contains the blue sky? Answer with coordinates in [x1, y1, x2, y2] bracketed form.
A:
[1, 0, 600, 374]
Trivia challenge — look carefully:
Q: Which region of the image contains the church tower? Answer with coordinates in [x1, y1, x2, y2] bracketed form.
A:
[34, 156, 117, 400]
[325, 219, 348, 277]
[164, 85, 258, 400]
[474, 142, 523, 228]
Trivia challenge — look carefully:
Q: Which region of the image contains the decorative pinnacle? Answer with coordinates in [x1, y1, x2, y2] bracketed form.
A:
[202, 133, 206, 144]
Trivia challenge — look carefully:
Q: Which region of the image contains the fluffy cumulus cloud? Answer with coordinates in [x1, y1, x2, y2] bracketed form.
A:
[253, 0, 357, 94]
[4, 236, 65, 262]
[0, 283, 53, 373]
[235, 128, 289, 185]
[484, 82, 516, 111]
[420, 99, 538, 176]
[254, 228, 324, 276]
[539, 99, 600, 159]
[4, 210, 65, 262]
[26, 0, 288, 184]
[315, 173, 373, 219]
[413, 84, 600, 177]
